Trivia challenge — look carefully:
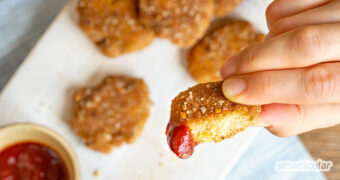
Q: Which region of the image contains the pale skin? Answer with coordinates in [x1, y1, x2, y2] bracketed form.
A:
[221, 0, 340, 137]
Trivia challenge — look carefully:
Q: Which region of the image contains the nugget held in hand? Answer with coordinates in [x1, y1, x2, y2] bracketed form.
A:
[78, 0, 154, 57]
[187, 20, 264, 82]
[166, 81, 260, 159]
[70, 75, 151, 153]
[139, 0, 213, 47]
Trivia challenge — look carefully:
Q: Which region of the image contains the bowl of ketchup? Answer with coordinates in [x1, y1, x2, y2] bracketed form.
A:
[0, 123, 79, 180]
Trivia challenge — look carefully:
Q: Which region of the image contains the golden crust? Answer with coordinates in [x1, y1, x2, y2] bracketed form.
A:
[170, 81, 260, 143]
[139, 0, 214, 47]
[213, 0, 243, 17]
[187, 20, 265, 83]
[78, 0, 154, 57]
[70, 75, 151, 153]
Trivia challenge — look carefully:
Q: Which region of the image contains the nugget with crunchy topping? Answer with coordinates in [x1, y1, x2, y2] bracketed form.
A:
[187, 20, 265, 82]
[139, 0, 213, 47]
[71, 75, 151, 153]
[166, 81, 260, 159]
[78, 0, 154, 57]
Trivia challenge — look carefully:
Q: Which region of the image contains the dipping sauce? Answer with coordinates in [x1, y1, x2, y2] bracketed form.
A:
[166, 123, 197, 159]
[0, 142, 69, 180]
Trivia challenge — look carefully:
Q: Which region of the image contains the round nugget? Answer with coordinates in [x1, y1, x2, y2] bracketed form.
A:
[78, 0, 154, 57]
[70, 75, 151, 153]
[214, 0, 243, 17]
[187, 20, 265, 83]
[166, 81, 260, 158]
[139, 0, 214, 47]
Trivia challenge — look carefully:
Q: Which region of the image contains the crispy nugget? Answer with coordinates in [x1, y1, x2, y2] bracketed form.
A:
[139, 0, 214, 47]
[187, 20, 265, 83]
[214, 0, 243, 17]
[77, 0, 154, 57]
[70, 75, 151, 153]
[166, 81, 260, 159]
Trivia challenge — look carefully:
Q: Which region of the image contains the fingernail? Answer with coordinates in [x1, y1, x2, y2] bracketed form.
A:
[223, 78, 246, 97]
[221, 61, 236, 78]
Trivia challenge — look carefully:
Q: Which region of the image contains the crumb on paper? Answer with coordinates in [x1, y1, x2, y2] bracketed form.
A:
[94, 169, 100, 177]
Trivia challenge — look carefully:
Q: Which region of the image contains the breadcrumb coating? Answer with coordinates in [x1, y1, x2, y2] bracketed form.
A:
[167, 81, 260, 158]
[139, 0, 214, 47]
[71, 75, 151, 153]
[187, 20, 265, 82]
[78, 0, 154, 57]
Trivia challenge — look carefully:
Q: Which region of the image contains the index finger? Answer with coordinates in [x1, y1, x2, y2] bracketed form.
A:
[221, 23, 340, 79]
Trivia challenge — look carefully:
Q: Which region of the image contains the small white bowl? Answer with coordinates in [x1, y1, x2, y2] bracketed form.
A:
[0, 123, 80, 180]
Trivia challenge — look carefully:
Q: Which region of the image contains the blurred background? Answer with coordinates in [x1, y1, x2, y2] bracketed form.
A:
[0, 0, 339, 179]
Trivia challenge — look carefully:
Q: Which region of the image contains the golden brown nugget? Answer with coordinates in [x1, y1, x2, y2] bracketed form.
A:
[166, 81, 260, 159]
[187, 20, 265, 83]
[78, 0, 154, 57]
[139, 0, 214, 47]
[214, 0, 243, 17]
[70, 76, 151, 153]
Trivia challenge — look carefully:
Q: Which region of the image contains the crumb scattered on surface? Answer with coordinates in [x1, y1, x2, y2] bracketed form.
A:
[94, 169, 100, 177]
[70, 75, 151, 153]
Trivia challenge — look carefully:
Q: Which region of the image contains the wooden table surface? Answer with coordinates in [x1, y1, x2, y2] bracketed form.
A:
[300, 125, 340, 180]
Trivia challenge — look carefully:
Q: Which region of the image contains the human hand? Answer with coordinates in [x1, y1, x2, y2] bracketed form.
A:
[221, 0, 340, 137]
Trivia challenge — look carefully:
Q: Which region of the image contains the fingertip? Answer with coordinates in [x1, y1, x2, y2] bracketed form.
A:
[258, 104, 302, 134]
[222, 78, 246, 100]
[266, 1, 279, 30]
[256, 104, 289, 137]
[259, 104, 288, 124]
[252, 104, 275, 127]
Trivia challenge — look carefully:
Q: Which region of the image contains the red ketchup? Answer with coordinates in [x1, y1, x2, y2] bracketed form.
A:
[166, 123, 197, 159]
[0, 142, 69, 180]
